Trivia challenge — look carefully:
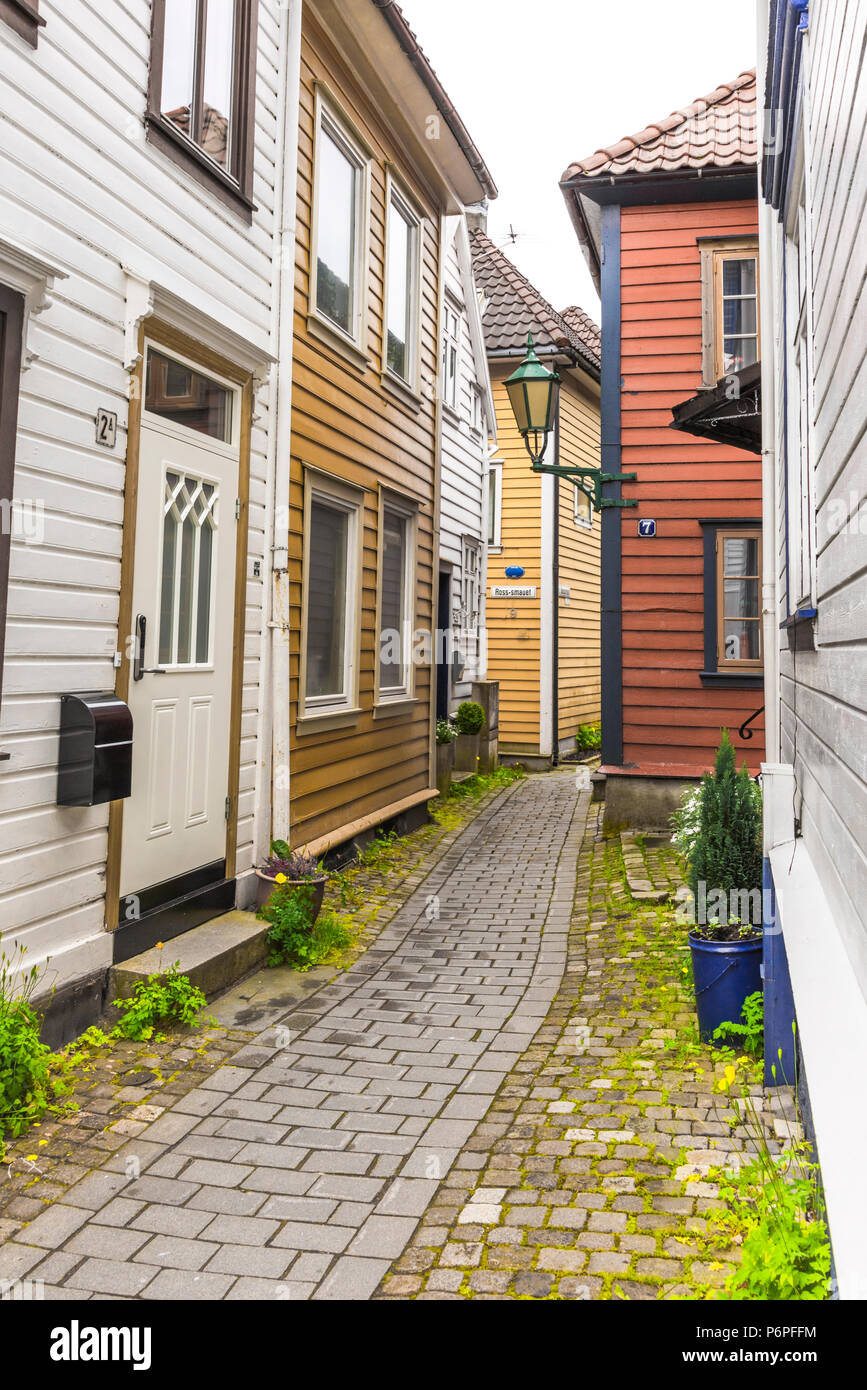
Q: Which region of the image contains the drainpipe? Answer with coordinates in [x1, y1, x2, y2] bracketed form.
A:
[551, 402, 560, 767]
[264, 0, 302, 850]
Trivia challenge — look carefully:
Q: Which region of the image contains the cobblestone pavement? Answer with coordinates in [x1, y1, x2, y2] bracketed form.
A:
[377, 803, 784, 1301]
[0, 771, 585, 1300]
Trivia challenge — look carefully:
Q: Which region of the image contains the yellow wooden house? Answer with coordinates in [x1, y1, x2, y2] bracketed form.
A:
[287, 2, 496, 853]
[469, 228, 601, 765]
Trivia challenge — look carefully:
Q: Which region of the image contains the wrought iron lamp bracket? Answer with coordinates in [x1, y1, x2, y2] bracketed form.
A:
[530, 460, 638, 510]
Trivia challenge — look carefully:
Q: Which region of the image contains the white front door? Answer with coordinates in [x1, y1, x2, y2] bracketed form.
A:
[120, 343, 240, 905]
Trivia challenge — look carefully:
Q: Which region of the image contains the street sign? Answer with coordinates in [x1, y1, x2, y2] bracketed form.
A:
[491, 585, 536, 599]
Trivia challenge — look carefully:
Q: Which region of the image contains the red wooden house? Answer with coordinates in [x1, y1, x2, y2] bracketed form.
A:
[560, 70, 765, 826]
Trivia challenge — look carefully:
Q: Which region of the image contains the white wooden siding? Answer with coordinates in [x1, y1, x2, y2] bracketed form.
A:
[776, 0, 867, 992]
[0, 1, 282, 990]
[439, 216, 491, 703]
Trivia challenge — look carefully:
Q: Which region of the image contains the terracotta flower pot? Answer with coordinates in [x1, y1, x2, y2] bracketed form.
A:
[255, 871, 327, 920]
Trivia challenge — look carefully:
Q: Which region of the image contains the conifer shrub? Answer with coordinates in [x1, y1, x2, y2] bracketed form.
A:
[687, 728, 762, 929]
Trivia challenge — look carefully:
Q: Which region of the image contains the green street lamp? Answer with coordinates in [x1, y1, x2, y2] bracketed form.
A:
[504, 334, 560, 465]
[503, 332, 639, 510]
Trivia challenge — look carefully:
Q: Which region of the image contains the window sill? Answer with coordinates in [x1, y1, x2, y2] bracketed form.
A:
[0, 0, 43, 46]
[306, 311, 370, 374]
[372, 697, 418, 720]
[296, 706, 362, 736]
[781, 607, 817, 652]
[145, 115, 254, 221]
[442, 402, 461, 425]
[699, 670, 764, 688]
[381, 369, 423, 412]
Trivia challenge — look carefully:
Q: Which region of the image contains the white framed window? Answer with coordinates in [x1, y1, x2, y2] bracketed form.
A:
[442, 297, 460, 410]
[786, 186, 816, 608]
[573, 484, 593, 528]
[377, 491, 417, 703]
[384, 177, 422, 390]
[469, 382, 483, 435]
[462, 536, 480, 635]
[310, 94, 370, 354]
[301, 470, 363, 718]
[487, 461, 503, 548]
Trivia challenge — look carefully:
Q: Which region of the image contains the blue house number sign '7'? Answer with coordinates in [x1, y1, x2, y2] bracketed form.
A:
[638, 519, 657, 538]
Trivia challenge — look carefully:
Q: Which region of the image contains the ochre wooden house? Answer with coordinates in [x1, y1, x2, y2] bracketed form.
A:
[288, 2, 495, 852]
[561, 70, 765, 824]
[469, 228, 601, 765]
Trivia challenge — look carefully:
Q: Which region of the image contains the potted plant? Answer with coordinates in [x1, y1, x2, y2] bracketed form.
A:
[435, 718, 457, 797]
[682, 730, 763, 1042]
[255, 840, 327, 918]
[453, 700, 485, 773]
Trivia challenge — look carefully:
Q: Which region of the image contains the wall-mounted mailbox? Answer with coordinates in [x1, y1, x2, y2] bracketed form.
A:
[57, 692, 133, 806]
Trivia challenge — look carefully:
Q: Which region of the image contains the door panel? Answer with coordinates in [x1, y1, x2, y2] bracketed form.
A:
[120, 345, 239, 904]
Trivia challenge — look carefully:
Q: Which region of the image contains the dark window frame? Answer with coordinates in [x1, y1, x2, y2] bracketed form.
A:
[699, 518, 764, 687]
[0, 0, 44, 47]
[146, 0, 259, 220]
[0, 283, 25, 709]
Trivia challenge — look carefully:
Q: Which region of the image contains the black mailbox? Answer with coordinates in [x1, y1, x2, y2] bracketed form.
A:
[57, 693, 133, 806]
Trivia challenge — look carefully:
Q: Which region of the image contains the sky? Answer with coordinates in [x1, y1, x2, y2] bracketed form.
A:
[398, 0, 758, 320]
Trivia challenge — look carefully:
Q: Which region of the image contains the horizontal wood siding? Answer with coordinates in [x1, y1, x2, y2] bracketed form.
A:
[557, 372, 601, 737]
[288, 14, 440, 847]
[619, 199, 765, 774]
[0, 2, 281, 981]
[484, 368, 542, 751]
[780, 0, 867, 977]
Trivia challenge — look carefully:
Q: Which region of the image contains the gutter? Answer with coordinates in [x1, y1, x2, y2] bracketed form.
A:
[371, 0, 498, 200]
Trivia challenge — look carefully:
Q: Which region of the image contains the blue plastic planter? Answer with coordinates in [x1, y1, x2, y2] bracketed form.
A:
[689, 932, 763, 1043]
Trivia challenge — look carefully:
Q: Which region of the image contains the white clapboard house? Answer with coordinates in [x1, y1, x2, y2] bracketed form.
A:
[758, 0, 867, 1298]
[436, 211, 497, 717]
[0, 0, 299, 1040]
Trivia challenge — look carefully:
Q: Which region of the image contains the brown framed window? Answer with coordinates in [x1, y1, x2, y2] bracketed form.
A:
[716, 528, 762, 669]
[699, 237, 760, 386]
[0, 0, 44, 48]
[146, 0, 259, 217]
[0, 284, 25, 706]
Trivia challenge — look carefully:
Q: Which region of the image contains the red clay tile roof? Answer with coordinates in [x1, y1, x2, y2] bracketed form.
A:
[468, 228, 600, 376]
[561, 69, 757, 182]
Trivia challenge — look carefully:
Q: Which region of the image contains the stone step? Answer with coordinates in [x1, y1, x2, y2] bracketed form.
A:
[109, 909, 267, 1003]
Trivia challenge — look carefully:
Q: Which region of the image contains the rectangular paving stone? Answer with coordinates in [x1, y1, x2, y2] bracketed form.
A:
[186, 1186, 273, 1215]
[375, 1178, 440, 1216]
[270, 1223, 354, 1254]
[258, 1195, 338, 1223]
[300, 1150, 374, 1175]
[131, 1204, 216, 1238]
[66, 1257, 159, 1297]
[234, 1143, 308, 1170]
[179, 1160, 254, 1188]
[313, 1255, 391, 1300]
[0, 1243, 48, 1281]
[125, 1176, 202, 1206]
[17, 1204, 92, 1249]
[145, 1269, 236, 1300]
[205, 1244, 295, 1279]
[134, 1235, 219, 1271]
[348, 1215, 418, 1259]
[65, 1225, 151, 1260]
[199, 1214, 280, 1245]
[226, 1277, 315, 1300]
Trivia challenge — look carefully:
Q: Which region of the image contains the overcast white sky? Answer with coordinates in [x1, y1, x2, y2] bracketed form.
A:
[398, 0, 758, 320]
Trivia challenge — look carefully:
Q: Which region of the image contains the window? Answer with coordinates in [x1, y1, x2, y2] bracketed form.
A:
[147, 0, 258, 213]
[0, 284, 24, 705]
[462, 537, 480, 636]
[573, 484, 593, 528]
[158, 471, 218, 667]
[385, 183, 421, 387]
[301, 474, 362, 719]
[717, 530, 761, 667]
[469, 383, 483, 435]
[699, 238, 760, 386]
[145, 349, 233, 442]
[0, 0, 44, 47]
[442, 300, 460, 410]
[311, 99, 369, 354]
[377, 494, 416, 703]
[487, 462, 503, 548]
[785, 189, 816, 609]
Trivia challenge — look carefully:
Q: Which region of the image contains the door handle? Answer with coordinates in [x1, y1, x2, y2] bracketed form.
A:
[133, 614, 167, 680]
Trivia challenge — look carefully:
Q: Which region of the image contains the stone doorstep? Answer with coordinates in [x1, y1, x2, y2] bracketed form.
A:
[109, 910, 267, 1004]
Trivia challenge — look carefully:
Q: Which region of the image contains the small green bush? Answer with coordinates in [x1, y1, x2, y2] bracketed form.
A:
[0, 938, 74, 1155]
[259, 885, 351, 971]
[453, 700, 485, 735]
[688, 729, 762, 921]
[575, 722, 601, 753]
[111, 964, 208, 1041]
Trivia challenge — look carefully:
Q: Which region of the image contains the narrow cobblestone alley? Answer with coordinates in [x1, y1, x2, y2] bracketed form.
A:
[0, 772, 587, 1301]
